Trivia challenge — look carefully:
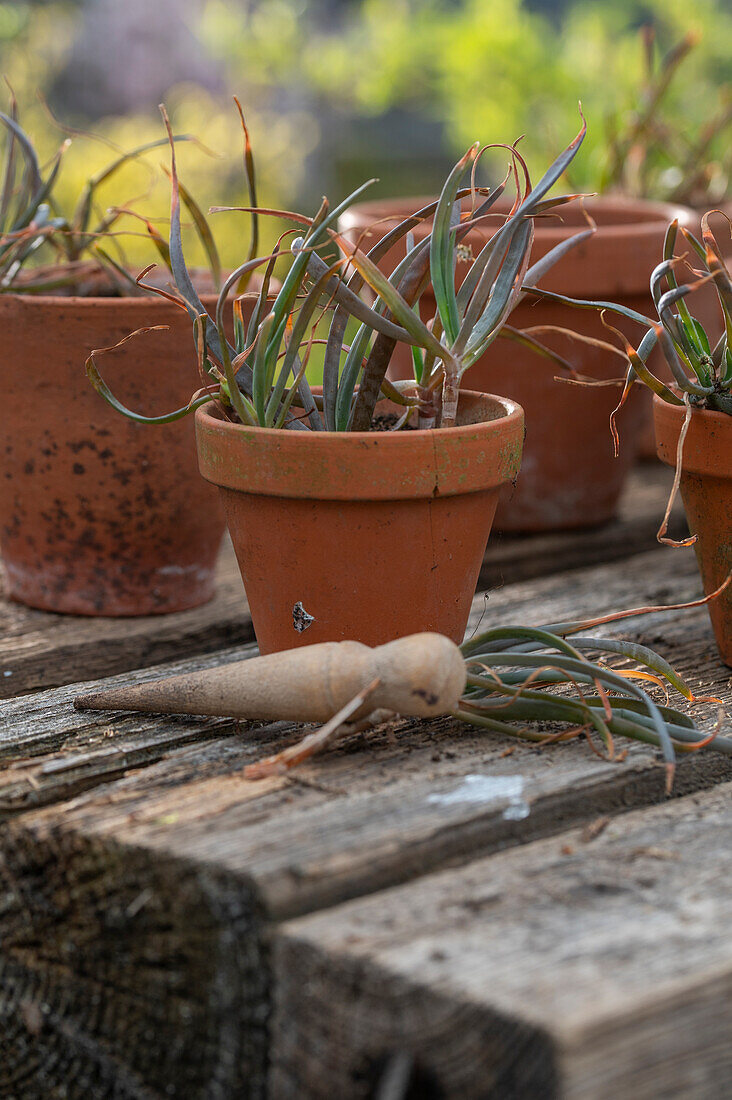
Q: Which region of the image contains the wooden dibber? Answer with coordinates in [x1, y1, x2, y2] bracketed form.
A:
[74, 633, 467, 723]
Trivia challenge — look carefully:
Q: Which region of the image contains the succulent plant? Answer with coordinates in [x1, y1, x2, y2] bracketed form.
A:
[0, 89, 201, 295]
[0, 93, 66, 288]
[529, 212, 732, 427]
[90, 104, 603, 432]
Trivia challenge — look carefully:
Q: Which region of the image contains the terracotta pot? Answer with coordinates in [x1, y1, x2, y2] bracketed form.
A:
[0, 293, 238, 615]
[195, 390, 523, 654]
[654, 396, 732, 667]
[339, 196, 696, 531]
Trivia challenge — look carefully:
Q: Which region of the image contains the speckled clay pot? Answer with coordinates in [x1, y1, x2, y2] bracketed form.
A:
[654, 397, 732, 668]
[195, 390, 523, 654]
[0, 293, 237, 615]
[340, 196, 697, 532]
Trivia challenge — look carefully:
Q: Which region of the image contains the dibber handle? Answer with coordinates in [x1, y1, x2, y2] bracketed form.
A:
[74, 632, 466, 722]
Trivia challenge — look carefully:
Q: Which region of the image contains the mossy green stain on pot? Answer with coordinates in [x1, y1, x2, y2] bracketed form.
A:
[196, 391, 523, 502]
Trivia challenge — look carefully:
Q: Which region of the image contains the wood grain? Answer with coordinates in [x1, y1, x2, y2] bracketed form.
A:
[0, 546, 728, 1097]
[272, 781, 732, 1099]
[0, 546, 720, 829]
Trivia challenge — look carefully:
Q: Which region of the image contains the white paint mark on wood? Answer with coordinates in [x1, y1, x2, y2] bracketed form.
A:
[428, 774, 530, 819]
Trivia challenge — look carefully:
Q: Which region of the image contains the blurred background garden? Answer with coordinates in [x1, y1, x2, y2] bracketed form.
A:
[1, 0, 729, 272]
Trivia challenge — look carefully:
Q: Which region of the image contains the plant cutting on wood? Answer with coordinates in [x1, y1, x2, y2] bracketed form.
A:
[0, 95, 242, 616]
[76, 588, 729, 793]
[530, 212, 732, 665]
[89, 103, 606, 651]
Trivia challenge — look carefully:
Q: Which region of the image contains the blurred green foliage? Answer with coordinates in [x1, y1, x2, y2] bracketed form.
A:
[0, 1, 314, 270]
[200, 0, 731, 201]
[0, 0, 729, 287]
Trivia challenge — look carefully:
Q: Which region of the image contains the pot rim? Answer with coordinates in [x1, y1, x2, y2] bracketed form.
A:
[339, 194, 697, 245]
[197, 388, 522, 441]
[653, 393, 731, 478]
[195, 388, 525, 501]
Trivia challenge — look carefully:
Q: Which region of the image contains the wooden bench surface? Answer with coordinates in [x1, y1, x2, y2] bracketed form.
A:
[1, 467, 728, 1099]
[0, 464, 680, 699]
[272, 782, 732, 1099]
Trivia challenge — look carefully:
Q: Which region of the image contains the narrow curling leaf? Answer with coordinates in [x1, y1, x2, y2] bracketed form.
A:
[87, 327, 216, 423]
[333, 232, 448, 361]
[463, 219, 533, 361]
[265, 262, 341, 426]
[163, 167, 222, 291]
[431, 144, 479, 345]
[521, 224, 596, 292]
[251, 311, 276, 425]
[233, 97, 259, 293]
[72, 133, 197, 237]
[159, 105, 235, 371]
[303, 251, 412, 342]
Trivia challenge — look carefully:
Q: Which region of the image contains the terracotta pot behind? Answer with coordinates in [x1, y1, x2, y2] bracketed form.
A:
[436, 297, 647, 531]
[0, 293, 235, 615]
[654, 397, 732, 668]
[196, 390, 523, 654]
[340, 195, 696, 532]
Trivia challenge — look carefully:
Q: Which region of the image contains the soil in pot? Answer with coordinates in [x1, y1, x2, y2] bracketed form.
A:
[0, 291, 241, 615]
[195, 390, 524, 654]
[654, 396, 732, 667]
[340, 195, 696, 532]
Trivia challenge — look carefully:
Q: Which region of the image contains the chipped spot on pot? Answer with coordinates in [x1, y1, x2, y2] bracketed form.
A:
[293, 602, 316, 633]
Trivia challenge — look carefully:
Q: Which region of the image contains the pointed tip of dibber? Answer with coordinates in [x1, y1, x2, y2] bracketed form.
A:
[73, 693, 97, 710]
[72, 633, 467, 724]
[74, 687, 146, 712]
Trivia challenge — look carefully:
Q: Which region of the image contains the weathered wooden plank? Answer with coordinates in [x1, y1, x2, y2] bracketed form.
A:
[0, 843, 270, 1100]
[0, 545, 715, 824]
[0, 465, 679, 700]
[0, 643, 254, 761]
[0, 642, 314, 818]
[271, 781, 732, 1099]
[0, 547, 728, 1097]
[0, 541, 253, 700]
